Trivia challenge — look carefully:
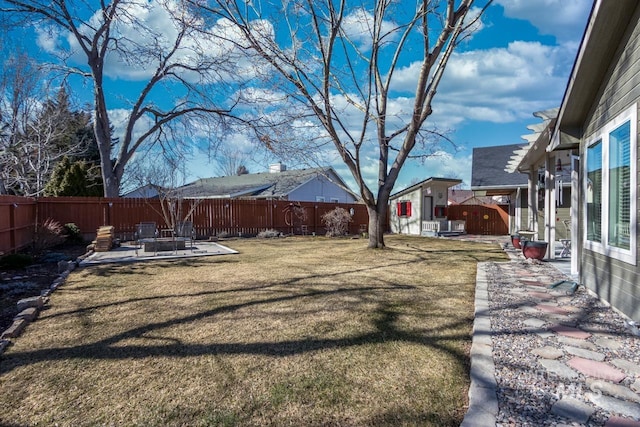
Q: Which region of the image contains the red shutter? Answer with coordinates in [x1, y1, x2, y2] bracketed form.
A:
[397, 202, 402, 216]
[406, 201, 412, 217]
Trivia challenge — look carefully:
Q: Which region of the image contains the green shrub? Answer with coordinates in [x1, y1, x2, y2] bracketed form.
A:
[64, 223, 84, 244]
[0, 253, 34, 270]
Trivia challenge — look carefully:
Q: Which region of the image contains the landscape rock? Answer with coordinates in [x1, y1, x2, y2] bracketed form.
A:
[16, 296, 44, 311]
[0, 318, 27, 339]
[15, 307, 38, 322]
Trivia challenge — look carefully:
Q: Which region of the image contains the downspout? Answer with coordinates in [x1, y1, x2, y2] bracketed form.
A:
[570, 154, 580, 276]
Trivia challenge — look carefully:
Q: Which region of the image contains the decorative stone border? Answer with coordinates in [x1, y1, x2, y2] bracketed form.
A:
[460, 262, 498, 426]
[0, 250, 93, 355]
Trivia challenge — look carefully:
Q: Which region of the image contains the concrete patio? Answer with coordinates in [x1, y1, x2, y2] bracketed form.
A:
[79, 240, 238, 266]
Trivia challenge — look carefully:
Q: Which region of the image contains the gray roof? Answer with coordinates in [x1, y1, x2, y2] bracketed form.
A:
[391, 177, 462, 199]
[176, 167, 348, 199]
[471, 144, 528, 190]
[551, 1, 636, 150]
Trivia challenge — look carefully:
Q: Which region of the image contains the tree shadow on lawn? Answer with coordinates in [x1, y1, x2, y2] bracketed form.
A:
[84, 257, 239, 278]
[0, 280, 472, 377]
[46, 255, 426, 321]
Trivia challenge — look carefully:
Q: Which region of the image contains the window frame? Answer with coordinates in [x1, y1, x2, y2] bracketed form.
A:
[583, 103, 637, 265]
[396, 200, 412, 217]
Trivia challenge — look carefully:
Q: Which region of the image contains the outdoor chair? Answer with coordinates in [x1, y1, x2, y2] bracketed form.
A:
[560, 220, 571, 258]
[174, 220, 195, 251]
[135, 222, 158, 255]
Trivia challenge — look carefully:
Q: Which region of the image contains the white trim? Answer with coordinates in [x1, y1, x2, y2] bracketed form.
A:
[583, 103, 637, 265]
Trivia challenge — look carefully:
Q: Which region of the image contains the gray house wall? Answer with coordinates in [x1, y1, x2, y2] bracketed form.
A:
[288, 175, 358, 203]
[517, 188, 572, 240]
[579, 5, 640, 320]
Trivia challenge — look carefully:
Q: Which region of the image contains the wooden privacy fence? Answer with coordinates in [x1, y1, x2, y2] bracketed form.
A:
[1, 195, 370, 253]
[447, 204, 510, 235]
[0, 196, 37, 255]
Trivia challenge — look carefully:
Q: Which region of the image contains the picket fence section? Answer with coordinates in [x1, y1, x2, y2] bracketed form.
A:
[1, 195, 370, 254]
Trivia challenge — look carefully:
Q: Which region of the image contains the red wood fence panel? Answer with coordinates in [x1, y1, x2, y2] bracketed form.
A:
[447, 204, 509, 235]
[0, 195, 37, 254]
[1, 196, 373, 252]
[30, 198, 371, 241]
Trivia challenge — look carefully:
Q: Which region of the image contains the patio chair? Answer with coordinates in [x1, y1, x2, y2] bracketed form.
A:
[135, 222, 158, 255]
[174, 220, 195, 251]
[560, 220, 571, 258]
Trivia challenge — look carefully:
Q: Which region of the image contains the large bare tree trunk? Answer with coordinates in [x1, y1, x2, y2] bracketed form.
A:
[198, 0, 486, 248]
[366, 204, 387, 249]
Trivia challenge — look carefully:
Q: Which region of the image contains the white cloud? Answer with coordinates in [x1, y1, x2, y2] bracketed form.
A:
[392, 40, 575, 126]
[341, 8, 399, 51]
[34, 25, 60, 54]
[494, 0, 591, 43]
[107, 108, 156, 145]
[35, 0, 264, 84]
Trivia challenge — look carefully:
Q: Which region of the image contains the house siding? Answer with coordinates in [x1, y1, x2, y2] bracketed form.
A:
[287, 175, 357, 203]
[389, 188, 422, 235]
[514, 188, 571, 239]
[580, 5, 640, 320]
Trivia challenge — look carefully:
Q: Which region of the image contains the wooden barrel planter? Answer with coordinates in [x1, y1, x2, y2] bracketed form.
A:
[522, 240, 548, 260]
[511, 234, 522, 249]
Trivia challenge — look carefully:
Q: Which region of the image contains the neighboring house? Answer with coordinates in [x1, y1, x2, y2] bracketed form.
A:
[471, 143, 528, 233]
[389, 177, 463, 236]
[448, 189, 474, 205]
[121, 184, 161, 198]
[174, 164, 359, 203]
[548, 0, 639, 321]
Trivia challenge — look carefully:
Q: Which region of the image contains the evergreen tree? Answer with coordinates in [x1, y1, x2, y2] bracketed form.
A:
[0, 85, 104, 196]
[44, 156, 103, 196]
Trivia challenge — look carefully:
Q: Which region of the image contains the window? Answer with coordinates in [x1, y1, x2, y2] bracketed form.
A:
[315, 196, 325, 202]
[330, 198, 340, 203]
[397, 200, 412, 217]
[584, 104, 637, 264]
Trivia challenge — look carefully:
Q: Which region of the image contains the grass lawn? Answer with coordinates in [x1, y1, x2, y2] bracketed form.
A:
[0, 235, 506, 426]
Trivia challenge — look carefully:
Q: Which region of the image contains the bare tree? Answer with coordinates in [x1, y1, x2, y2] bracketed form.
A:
[214, 145, 252, 176]
[0, 52, 64, 196]
[194, 0, 490, 248]
[126, 156, 202, 234]
[1, 61, 97, 196]
[0, 0, 244, 197]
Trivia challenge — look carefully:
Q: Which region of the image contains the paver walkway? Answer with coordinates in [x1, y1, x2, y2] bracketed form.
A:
[460, 237, 640, 426]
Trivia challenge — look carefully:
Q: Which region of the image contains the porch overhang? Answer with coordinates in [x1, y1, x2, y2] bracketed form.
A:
[505, 109, 558, 173]
[549, 0, 637, 152]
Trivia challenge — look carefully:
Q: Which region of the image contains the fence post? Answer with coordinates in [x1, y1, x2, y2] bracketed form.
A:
[9, 202, 16, 254]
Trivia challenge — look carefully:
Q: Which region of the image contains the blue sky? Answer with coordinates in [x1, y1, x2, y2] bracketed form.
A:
[7, 0, 593, 195]
[387, 0, 592, 192]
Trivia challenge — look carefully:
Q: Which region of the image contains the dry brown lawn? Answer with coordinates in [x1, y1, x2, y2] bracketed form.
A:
[0, 235, 506, 426]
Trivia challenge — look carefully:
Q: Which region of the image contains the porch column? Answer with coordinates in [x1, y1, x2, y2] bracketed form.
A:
[514, 188, 522, 233]
[527, 166, 538, 235]
[544, 154, 556, 259]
